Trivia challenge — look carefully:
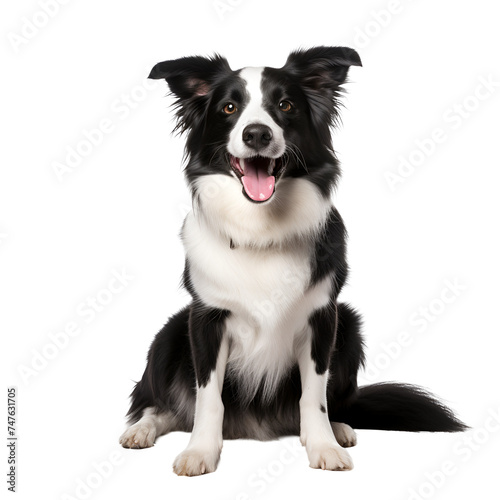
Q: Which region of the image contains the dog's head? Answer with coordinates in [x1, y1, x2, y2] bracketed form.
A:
[149, 47, 361, 207]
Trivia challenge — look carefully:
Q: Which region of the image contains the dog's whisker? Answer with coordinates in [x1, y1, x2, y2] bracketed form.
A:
[208, 144, 228, 169]
[286, 144, 308, 173]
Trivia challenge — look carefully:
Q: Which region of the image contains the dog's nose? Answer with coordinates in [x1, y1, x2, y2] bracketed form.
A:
[242, 124, 273, 150]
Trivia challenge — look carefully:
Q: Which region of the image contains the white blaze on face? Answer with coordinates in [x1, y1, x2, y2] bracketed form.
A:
[227, 67, 286, 159]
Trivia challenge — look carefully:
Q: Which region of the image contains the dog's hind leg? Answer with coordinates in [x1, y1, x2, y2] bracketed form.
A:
[119, 408, 177, 449]
[330, 422, 357, 448]
[325, 303, 362, 449]
[120, 306, 196, 449]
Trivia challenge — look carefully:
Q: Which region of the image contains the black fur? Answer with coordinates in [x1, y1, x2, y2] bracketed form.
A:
[268, 46, 361, 196]
[188, 302, 229, 388]
[126, 306, 195, 427]
[149, 47, 361, 198]
[310, 207, 348, 289]
[309, 301, 337, 375]
[127, 301, 466, 435]
[334, 383, 467, 432]
[126, 47, 466, 442]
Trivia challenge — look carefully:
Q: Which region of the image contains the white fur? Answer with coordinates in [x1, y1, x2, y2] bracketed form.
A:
[173, 337, 229, 476]
[297, 342, 353, 470]
[183, 174, 333, 402]
[225, 274, 332, 403]
[192, 175, 331, 248]
[228, 67, 286, 159]
[119, 407, 174, 448]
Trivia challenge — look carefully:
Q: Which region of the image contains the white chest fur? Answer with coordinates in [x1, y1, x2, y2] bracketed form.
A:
[182, 174, 333, 400]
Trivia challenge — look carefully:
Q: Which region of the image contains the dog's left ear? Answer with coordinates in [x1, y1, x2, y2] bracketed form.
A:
[283, 46, 361, 130]
[283, 46, 362, 90]
[148, 54, 231, 99]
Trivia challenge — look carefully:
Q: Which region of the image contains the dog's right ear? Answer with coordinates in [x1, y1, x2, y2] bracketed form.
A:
[149, 54, 231, 134]
[148, 54, 231, 100]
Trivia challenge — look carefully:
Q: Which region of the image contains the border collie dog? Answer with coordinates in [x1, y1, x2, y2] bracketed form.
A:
[120, 47, 465, 475]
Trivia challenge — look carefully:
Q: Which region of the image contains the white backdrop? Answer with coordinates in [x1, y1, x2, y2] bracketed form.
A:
[2, 0, 499, 499]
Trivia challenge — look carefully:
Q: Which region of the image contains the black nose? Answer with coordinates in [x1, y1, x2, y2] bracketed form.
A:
[242, 124, 273, 150]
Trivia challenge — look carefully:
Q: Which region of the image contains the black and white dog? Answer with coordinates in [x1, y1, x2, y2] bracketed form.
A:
[120, 47, 465, 475]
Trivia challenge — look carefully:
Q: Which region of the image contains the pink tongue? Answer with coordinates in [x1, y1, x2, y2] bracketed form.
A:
[241, 160, 275, 201]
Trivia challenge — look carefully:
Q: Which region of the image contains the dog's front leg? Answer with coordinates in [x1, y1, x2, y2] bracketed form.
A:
[173, 304, 229, 476]
[297, 305, 353, 471]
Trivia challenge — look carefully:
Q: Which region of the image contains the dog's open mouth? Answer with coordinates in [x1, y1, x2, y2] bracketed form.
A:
[230, 155, 286, 203]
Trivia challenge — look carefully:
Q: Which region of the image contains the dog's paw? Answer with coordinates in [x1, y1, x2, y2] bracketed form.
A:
[307, 444, 353, 471]
[173, 447, 221, 476]
[331, 422, 357, 448]
[119, 423, 156, 449]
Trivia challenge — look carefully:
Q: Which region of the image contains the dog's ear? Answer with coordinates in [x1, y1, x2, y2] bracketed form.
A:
[149, 54, 231, 134]
[149, 54, 231, 99]
[283, 46, 361, 132]
[283, 46, 362, 90]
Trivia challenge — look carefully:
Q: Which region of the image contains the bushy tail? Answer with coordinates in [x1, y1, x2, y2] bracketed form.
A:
[335, 382, 467, 432]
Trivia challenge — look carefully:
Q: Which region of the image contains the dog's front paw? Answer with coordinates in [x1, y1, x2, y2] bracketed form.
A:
[119, 423, 156, 449]
[173, 447, 221, 476]
[307, 444, 353, 471]
[331, 422, 357, 448]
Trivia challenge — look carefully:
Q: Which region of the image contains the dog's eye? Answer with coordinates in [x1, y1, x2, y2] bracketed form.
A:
[223, 103, 237, 115]
[279, 101, 293, 112]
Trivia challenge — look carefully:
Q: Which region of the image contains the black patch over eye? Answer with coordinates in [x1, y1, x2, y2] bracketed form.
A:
[223, 103, 237, 114]
[279, 100, 293, 112]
